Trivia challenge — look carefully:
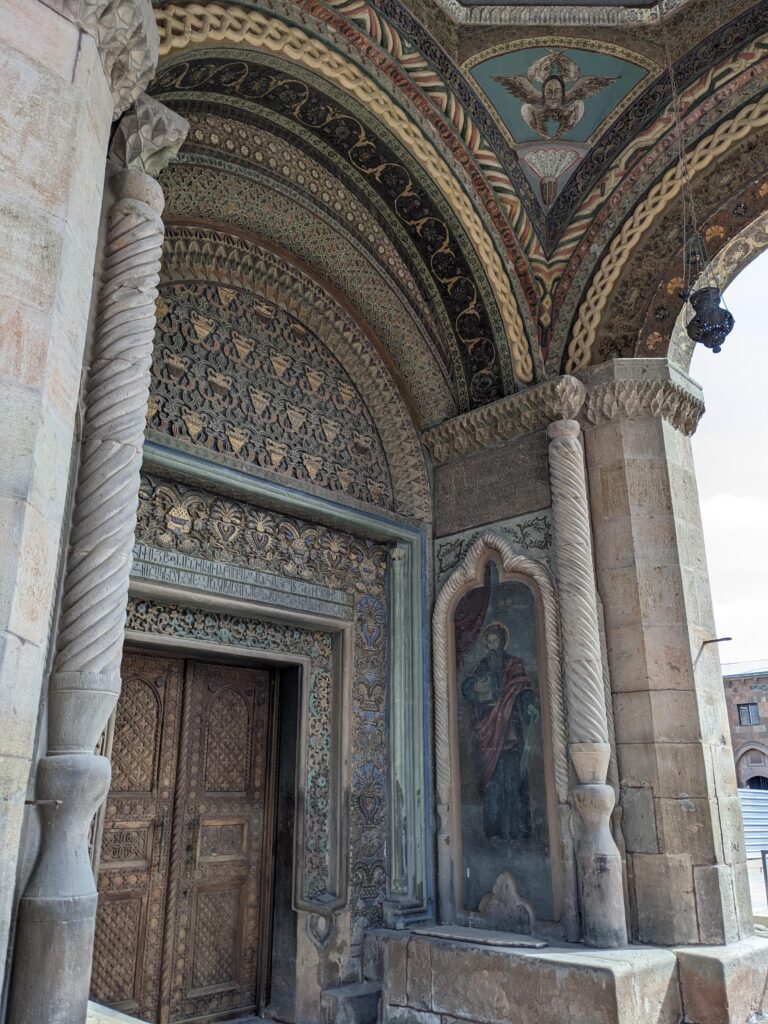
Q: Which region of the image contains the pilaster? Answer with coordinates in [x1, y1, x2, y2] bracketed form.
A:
[580, 357, 751, 946]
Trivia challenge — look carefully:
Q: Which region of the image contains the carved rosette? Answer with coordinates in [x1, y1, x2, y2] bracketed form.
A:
[50, 0, 159, 116]
[423, 376, 586, 465]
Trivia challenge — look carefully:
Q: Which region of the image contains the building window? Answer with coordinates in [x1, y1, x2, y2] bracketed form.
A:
[738, 703, 760, 726]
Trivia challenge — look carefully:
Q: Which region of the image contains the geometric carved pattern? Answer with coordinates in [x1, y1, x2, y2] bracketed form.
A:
[101, 827, 149, 864]
[91, 896, 144, 1006]
[149, 282, 393, 509]
[191, 889, 240, 991]
[200, 823, 246, 860]
[110, 675, 160, 793]
[204, 689, 251, 793]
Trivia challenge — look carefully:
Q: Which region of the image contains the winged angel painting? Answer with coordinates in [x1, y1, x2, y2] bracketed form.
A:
[494, 50, 616, 141]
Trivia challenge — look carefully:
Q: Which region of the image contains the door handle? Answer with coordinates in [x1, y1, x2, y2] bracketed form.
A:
[186, 815, 200, 869]
[157, 812, 168, 874]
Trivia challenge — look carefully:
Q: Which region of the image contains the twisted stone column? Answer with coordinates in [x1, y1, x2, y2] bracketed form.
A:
[9, 96, 187, 1024]
[547, 419, 627, 948]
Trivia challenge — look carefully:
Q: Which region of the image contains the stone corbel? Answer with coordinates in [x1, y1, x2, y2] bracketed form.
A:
[423, 375, 586, 465]
[47, 0, 159, 116]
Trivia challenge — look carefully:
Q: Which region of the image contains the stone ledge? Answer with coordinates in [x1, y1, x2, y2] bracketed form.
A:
[365, 930, 681, 1024]
[675, 936, 768, 1024]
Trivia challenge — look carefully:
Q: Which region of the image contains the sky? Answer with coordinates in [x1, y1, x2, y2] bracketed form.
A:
[689, 251, 768, 667]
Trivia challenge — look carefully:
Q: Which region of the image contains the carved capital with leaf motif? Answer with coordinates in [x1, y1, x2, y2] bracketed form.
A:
[108, 93, 189, 177]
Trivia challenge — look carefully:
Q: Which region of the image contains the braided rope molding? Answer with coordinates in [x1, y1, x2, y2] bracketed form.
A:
[566, 91, 768, 373]
[546, 420, 608, 748]
[423, 375, 585, 465]
[161, 224, 431, 521]
[432, 532, 569, 921]
[154, 2, 533, 384]
[582, 378, 704, 436]
[52, 0, 159, 115]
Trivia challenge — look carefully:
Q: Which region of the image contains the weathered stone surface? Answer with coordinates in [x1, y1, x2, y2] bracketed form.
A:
[387, 935, 680, 1024]
[676, 937, 768, 1024]
[0, 0, 114, 971]
[434, 431, 549, 537]
[633, 853, 698, 945]
[364, 929, 408, 1005]
[320, 982, 382, 1024]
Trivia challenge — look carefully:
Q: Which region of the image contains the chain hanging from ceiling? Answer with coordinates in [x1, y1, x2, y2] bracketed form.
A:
[657, 2, 735, 353]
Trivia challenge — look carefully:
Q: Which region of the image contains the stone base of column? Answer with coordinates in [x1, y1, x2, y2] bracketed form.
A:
[573, 782, 628, 948]
[8, 754, 111, 1024]
[9, 894, 98, 1024]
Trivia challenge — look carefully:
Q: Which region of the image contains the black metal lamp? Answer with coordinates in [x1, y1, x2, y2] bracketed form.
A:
[659, 3, 735, 354]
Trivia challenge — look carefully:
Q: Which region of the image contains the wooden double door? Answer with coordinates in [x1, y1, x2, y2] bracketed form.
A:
[90, 653, 278, 1024]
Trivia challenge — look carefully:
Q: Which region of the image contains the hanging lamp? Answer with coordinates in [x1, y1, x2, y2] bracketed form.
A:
[658, 3, 735, 353]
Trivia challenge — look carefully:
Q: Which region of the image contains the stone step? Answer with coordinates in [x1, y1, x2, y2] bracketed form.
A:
[320, 981, 382, 1024]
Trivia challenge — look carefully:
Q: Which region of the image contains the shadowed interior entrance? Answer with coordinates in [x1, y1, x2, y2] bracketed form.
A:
[90, 652, 281, 1024]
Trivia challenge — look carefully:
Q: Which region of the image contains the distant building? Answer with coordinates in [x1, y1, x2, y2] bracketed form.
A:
[723, 662, 768, 789]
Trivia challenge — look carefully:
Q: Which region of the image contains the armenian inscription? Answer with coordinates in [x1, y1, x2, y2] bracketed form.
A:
[132, 543, 352, 618]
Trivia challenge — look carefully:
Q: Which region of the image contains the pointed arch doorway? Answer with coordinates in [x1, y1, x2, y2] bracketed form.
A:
[89, 650, 287, 1024]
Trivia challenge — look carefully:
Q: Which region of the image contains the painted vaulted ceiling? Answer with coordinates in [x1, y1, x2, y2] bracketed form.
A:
[150, 0, 768, 428]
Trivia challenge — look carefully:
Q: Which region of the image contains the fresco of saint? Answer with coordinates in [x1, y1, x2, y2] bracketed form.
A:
[461, 623, 539, 843]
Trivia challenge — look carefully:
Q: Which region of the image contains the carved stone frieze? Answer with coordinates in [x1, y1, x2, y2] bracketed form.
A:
[136, 474, 389, 596]
[150, 281, 394, 510]
[160, 226, 430, 521]
[51, 0, 159, 116]
[423, 376, 586, 465]
[582, 378, 705, 435]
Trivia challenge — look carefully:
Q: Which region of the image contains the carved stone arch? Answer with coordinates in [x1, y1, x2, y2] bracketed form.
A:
[432, 531, 574, 933]
[157, 223, 431, 521]
[556, 85, 768, 374]
[666, 209, 768, 371]
[734, 741, 768, 787]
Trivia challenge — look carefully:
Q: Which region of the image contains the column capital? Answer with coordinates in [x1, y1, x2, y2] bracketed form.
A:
[579, 358, 705, 436]
[47, 0, 159, 116]
[107, 93, 189, 184]
[424, 375, 586, 465]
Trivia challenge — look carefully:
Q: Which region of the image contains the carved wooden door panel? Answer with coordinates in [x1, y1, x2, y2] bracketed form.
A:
[91, 653, 184, 1019]
[165, 661, 274, 1023]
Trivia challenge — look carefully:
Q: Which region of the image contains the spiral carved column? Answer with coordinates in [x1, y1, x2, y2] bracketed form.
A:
[9, 96, 187, 1024]
[547, 419, 627, 948]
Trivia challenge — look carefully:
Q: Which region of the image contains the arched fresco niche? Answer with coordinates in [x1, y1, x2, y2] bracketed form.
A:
[433, 532, 575, 938]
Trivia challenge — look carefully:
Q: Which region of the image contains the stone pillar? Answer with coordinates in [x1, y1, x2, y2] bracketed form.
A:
[580, 358, 752, 946]
[8, 97, 187, 1024]
[547, 419, 628, 948]
[0, 0, 157, 975]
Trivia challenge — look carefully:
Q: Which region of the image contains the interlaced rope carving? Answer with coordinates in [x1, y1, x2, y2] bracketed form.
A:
[154, 2, 533, 383]
[547, 421, 608, 746]
[54, 194, 164, 679]
[567, 91, 768, 373]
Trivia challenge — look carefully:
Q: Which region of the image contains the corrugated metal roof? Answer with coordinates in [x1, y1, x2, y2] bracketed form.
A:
[723, 660, 768, 680]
